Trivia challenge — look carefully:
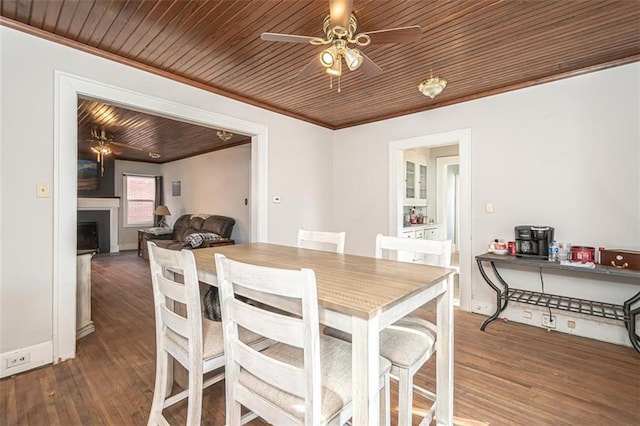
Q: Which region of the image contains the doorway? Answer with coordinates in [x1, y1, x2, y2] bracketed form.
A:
[437, 155, 460, 251]
[388, 129, 472, 312]
[54, 72, 269, 363]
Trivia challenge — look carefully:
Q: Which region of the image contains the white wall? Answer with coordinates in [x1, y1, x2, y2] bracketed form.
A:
[333, 62, 640, 345]
[0, 26, 333, 374]
[160, 144, 252, 243]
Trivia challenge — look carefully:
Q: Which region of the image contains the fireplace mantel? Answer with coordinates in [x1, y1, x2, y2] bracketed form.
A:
[78, 198, 120, 252]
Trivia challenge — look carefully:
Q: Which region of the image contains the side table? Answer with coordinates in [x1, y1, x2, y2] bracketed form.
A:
[138, 229, 174, 259]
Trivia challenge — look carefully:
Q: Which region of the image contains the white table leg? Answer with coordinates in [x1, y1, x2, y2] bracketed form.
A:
[436, 274, 454, 425]
[352, 315, 380, 425]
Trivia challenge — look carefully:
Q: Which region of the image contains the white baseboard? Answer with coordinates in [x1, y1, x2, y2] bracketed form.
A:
[1, 341, 52, 378]
[471, 299, 632, 348]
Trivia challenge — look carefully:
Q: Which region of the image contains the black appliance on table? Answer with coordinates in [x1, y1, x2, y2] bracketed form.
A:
[515, 225, 554, 259]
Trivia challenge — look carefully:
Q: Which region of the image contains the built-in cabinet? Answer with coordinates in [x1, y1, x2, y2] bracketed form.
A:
[404, 149, 428, 206]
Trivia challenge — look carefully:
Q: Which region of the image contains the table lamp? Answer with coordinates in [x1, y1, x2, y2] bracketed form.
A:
[153, 205, 171, 228]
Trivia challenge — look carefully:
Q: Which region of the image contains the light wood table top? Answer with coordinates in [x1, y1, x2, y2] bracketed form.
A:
[192, 242, 454, 320]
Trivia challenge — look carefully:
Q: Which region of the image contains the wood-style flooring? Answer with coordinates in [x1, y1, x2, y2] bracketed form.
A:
[1, 250, 638, 425]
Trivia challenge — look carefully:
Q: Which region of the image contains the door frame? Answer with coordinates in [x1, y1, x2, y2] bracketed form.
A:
[388, 129, 472, 311]
[53, 72, 269, 362]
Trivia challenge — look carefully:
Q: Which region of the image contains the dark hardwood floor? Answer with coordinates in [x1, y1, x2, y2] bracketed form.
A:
[1, 250, 638, 425]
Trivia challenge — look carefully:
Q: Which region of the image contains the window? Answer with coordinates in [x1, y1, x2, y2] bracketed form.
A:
[124, 175, 156, 227]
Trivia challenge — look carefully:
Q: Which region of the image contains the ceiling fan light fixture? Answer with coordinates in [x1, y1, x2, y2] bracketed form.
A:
[217, 130, 233, 142]
[343, 48, 363, 71]
[319, 47, 337, 68]
[90, 145, 112, 156]
[418, 76, 447, 99]
[148, 152, 162, 159]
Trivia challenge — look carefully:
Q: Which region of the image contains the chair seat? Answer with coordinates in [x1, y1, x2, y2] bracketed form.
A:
[238, 335, 391, 422]
[324, 316, 436, 369]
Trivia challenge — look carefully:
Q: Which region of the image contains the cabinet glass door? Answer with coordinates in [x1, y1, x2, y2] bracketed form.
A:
[405, 161, 415, 198]
[419, 164, 427, 200]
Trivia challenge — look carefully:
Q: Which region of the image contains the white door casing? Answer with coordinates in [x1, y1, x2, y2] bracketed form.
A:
[54, 72, 269, 363]
[388, 129, 472, 312]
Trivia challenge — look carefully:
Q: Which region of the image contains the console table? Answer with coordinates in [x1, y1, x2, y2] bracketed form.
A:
[476, 252, 640, 352]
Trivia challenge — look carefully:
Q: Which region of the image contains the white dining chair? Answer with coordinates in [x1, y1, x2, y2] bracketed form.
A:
[214, 253, 391, 426]
[326, 234, 452, 426]
[297, 228, 346, 254]
[146, 242, 269, 426]
[375, 233, 452, 267]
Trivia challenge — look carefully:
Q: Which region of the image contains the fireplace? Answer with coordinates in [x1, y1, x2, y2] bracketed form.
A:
[78, 198, 120, 253]
[77, 209, 110, 252]
[77, 222, 99, 251]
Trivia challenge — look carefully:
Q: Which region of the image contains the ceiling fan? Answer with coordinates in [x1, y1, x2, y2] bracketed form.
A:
[261, 0, 421, 92]
[83, 128, 144, 175]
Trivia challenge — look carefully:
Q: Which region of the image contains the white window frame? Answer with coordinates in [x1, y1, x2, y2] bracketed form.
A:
[123, 174, 156, 228]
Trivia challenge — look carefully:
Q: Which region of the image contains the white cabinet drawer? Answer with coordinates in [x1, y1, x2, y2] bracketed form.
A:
[424, 228, 439, 240]
[415, 229, 425, 239]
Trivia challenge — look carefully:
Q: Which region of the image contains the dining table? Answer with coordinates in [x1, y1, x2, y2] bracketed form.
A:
[192, 242, 455, 425]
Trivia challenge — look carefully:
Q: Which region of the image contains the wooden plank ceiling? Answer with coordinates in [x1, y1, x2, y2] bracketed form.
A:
[1, 0, 639, 163]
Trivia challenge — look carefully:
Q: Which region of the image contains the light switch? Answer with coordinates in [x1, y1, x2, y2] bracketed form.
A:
[37, 182, 50, 198]
[485, 202, 494, 213]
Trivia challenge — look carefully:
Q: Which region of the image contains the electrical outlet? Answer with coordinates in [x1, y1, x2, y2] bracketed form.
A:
[6, 352, 30, 368]
[522, 311, 532, 319]
[542, 314, 556, 328]
[567, 320, 576, 329]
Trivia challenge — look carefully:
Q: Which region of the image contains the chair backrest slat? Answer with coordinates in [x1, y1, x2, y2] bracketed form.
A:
[297, 228, 346, 253]
[160, 305, 190, 338]
[375, 233, 452, 267]
[232, 339, 306, 397]
[230, 299, 304, 347]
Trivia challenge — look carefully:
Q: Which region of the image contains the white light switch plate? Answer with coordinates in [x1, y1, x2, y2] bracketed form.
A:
[485, 202, 494, 213]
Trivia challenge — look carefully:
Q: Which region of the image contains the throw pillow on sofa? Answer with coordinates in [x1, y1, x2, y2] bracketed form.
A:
[184, 232, 221, 248]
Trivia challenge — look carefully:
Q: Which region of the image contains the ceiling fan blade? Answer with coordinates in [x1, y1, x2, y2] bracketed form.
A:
[110, 141, 144, 151]
[296, 56, 324, 78]
[261, 32, 316, 44]
[364, 25, 422, 44]
[358, 52, 383, 77]
[330, 0, 353, 29]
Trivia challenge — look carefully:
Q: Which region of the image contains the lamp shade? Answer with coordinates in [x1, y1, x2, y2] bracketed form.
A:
[344, 48, 363, 71]
[153, 205, 171, 216]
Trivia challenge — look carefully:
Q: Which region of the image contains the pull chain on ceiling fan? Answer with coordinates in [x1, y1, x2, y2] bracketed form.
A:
[261, 0, 421, 92]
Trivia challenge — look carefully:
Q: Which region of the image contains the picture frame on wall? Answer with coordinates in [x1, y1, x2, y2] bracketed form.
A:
[172, 180, 181, 196]
[78, 159, 99, 191]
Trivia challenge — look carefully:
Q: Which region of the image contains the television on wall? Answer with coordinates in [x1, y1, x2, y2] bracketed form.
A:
[78, 159, 99, 191]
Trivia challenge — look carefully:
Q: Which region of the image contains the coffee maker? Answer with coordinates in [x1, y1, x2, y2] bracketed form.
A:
[515, 225, 554, 259]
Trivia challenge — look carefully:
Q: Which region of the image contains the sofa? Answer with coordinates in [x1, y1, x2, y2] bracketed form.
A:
[147, 214, 235, 255]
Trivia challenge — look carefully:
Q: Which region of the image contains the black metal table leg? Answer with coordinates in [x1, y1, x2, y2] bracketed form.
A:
[477, 259, 509, 331]
[623, 290, 640, 352]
